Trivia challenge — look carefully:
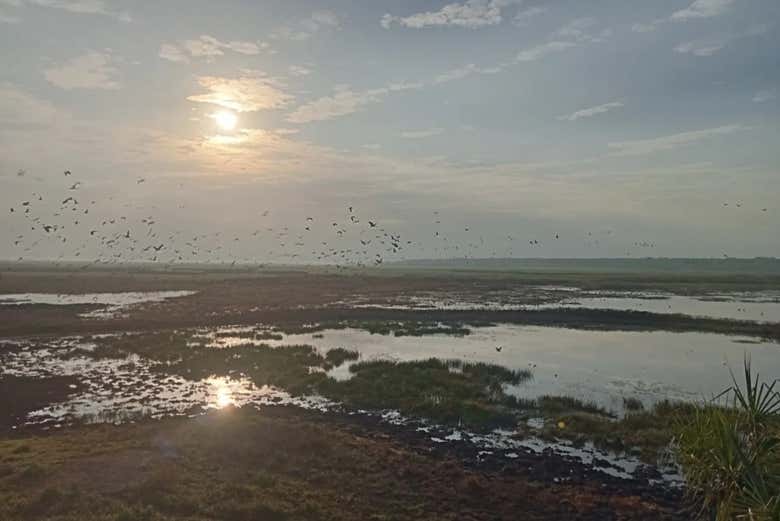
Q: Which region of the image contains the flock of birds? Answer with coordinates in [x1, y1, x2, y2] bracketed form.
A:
[5, 169, 773, 269]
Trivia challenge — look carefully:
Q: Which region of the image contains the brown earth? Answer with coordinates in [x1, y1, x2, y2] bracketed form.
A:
[0, 406, 688, 521]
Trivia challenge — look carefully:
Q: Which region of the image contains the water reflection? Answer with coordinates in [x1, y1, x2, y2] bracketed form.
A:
[208, 377, 236, 409]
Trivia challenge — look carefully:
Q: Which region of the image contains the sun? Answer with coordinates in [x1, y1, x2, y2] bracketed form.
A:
[213, 110, 238, 131]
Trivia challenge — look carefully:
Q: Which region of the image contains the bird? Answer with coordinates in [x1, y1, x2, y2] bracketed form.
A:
[69, 182, 81, 190]
[368, 221, 377, 228]
[137, 177, 146, 184]
[64, 170, 72, 176]
[495, 345, 503, 352]
[17, 169, 25, 177]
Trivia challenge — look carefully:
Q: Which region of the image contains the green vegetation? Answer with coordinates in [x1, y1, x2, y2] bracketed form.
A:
[623, 397, 645, 412]
[542, 400, 697, 461]
[323, 347, 359, 368]
[675, 360, 780, 520]
[320, 359, 532, 429]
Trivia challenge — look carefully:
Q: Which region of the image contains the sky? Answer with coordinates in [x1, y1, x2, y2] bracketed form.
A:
[1, 0, 779, 264]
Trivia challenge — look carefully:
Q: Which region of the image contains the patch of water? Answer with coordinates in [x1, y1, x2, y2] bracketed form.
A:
[267, 325, 780, 415]
[0, 291, 197, 319]
[0, 334, 684, 485]
[329, 289, 780, 322]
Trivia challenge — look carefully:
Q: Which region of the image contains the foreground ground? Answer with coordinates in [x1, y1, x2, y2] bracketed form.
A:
[0, 407, 685, 521]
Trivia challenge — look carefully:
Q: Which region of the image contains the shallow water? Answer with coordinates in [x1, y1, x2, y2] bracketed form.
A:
[333, 289, 780, 323]
[0, 291, 196, 318]
[0, 334, 681, 484]
[3, 320, 775, 484]
[567, 293, 780, 323]
[270, 325, 780, 415]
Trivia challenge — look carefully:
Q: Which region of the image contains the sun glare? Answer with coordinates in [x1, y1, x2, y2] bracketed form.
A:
[213, 111, 238, 131]
[207, 377, 236, 409]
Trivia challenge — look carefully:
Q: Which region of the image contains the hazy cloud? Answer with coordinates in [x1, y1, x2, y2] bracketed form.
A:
[607, 124, 747, 157]
[516, 41, 576, 62]
[631, 20, 663, 33]
[753, 90, 776, 103]
[0, 9, 20, 22]
[187, 74, 293, 112]
[401, 128, 444, 139]
[159, 35, 268, 63]
[671, 0, 735, 21]
[381, 0, 520, 29]
[513, 6, 546, 26]
[287, 88, 388, 124]
[6, 0, 131, 21]
[553, 17, 610, 43]
[272, 10, 341, 40]
[0, 82, 61, 128]
[557, 101, 624, 121]
[288, 65, 312, 76]
[674, 39, 728, 56]
[44, 50, 120, 90]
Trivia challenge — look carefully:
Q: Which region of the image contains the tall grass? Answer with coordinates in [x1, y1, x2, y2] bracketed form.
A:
[675, 357, 780, 520]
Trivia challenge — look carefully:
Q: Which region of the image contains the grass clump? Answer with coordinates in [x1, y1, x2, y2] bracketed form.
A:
[318, 358, 531, 430]
[324, 347, 360, 368]
[674, 359, 780, 520]
[623, 396, 645, 412]
[537, 395, 612, 417]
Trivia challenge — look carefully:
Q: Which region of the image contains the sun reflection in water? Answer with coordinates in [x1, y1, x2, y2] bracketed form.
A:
[207, 377, 236, 409]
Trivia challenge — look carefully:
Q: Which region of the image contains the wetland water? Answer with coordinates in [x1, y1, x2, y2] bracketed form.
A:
[1, 288, 778, 484]
[339, 290, 780, 322]
[207, 325, 780, 414]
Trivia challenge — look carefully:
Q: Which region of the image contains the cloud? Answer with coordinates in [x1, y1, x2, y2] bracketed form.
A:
[159, 35, 268, 63]
[674, 24, 768, 57]
[633, 0, 735, 36]
[514, 18, 609, 63]
[0, 8, 20, 22]
[513, 6, 546, 26]
[187, 74, 293, 112]
[0, 82, 61, 128]
[674, 38, 728, 56]
[752, 90, 776, 103]
[671, 0, 735, 21]
[607, 124, 747, 157]
[272, 10, 341, 40]
[286, 62, 496, 124]
[44, 50, 120, 90]
[631, 20, 663, 33]
[516, 41, 576, 62]
[288, 65, 312, 76]
[433, 63, 481, 83]
[381, 0, 520, 29]
[557, 101, 624, 121]
[286, 88, 386, 124]
[401, 128, 444, 139]
[289, 17, 608, 126]
[553, 17, 610, 43]
[6, 0, 131, 21]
